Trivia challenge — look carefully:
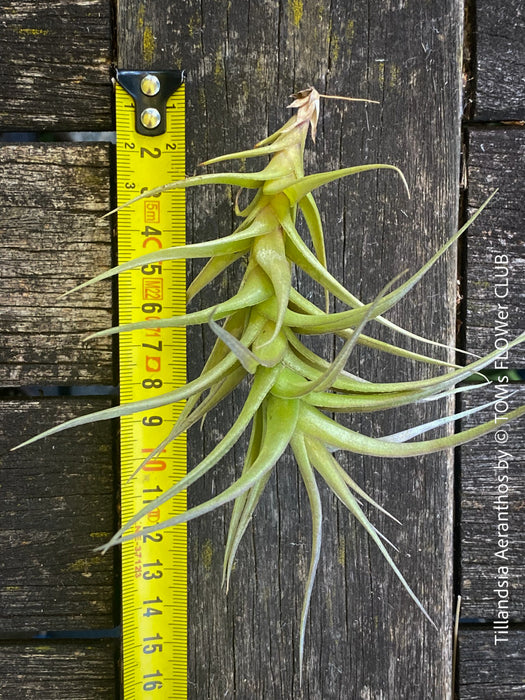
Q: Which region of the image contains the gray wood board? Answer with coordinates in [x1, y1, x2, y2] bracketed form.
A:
[0, 143, 113, 386]
[117, 1, 463, 698]
[0, 0, 113, 131]
[464, 129, 525, 364]
[459, 384, 524, 620]
[0, 399, 116, 632]
[458, 627, 525, 698]
[473, 0, 525, 121]
[0, 640, 118, 699]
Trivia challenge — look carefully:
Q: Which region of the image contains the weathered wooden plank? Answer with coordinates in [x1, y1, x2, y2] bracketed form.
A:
[0, 640, 118, 699]
[118, 1, 462, 697]
[473, 0, 525, 121]
[0, 0, 112, 131]
[460, 384, 524, 619]
[0, 399, 115, 632]
[0, 143, 113, 386]
[465, 129, 525, 363]
[458, 627, 525, 698]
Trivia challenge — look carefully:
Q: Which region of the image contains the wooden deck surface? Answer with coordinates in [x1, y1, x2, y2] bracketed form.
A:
[0, 1, 523, 698]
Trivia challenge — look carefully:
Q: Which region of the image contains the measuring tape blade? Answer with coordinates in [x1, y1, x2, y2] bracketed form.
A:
[115, 70, 187, 699]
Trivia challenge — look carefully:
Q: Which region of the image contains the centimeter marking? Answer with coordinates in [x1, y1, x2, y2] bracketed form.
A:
[115, 81, 187, 699]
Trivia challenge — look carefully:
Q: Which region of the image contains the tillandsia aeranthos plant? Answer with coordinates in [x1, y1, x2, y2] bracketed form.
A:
[14, 87, 525, 674]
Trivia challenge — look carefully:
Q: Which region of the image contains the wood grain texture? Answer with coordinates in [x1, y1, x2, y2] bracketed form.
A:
[0, 143, 113, 386]
[0, 640, 118, 699]
[464, 129, 525, 364]
[473, 0, 525, 121]
[118, 1, 463, 697]
[459, 384, 524, 620]
[0, 0, 113, 131]
[458, 628, 525, 698]
[0, 399, 116, 632]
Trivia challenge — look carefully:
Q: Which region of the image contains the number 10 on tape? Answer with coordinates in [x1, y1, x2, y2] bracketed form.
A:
[115, 70, 187, 699]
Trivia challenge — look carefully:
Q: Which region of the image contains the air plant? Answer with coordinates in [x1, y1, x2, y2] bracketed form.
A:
[14, 87, 525, 673]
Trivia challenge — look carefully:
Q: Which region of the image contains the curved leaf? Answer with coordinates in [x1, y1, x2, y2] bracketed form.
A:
[283, 164, 410, 204]
[299, 402, 525, 458]
[187, 251, 245, 303]
[305, 437, 435, 627]
[290, 432, 323, 681]
[105, 394, 300, 547]
[223, 407, 265, 590]
[101, 366, 283, 550]
[60, 212, 277, 298]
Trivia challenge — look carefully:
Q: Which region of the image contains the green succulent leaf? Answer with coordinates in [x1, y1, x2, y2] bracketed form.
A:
[305, 437, 435, 627]
[86, 267, 273, 340]
[283, 196, 495, 357]
[187, 251, 246, 302]
[299, 402, 525, 458]
[290, 433, 323, 681]
[282, 272, 404, 397]
[282, 164, 410, 203]
[12, 352, 243, 451]
[253, 228, 292, 342]
[60, 213, 279, 299]
[105, 394, 300, 548]
[101, 366, 283, 551]
[287, 292, 461, 368]
[208, 313, 267, 373]
[223, 408, 265, 590]
[298, 193, 327, 268]
[201, 120, 302, 165]
[379, 398, 501, 443]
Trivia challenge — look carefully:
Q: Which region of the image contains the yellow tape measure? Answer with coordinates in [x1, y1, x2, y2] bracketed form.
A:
[115, 70, 187, 699]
